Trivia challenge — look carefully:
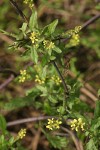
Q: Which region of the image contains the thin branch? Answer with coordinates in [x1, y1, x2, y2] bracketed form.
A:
[61, 126, 82, 150]
[10, 0, 28, 23]
[0, 75, 14, 90]
[52, 61, 69, 98]
[0, 62, 33, 90]
[54, 13, 100, 41]
[7, 116, 55, 127]
[82, 13, 100, 29]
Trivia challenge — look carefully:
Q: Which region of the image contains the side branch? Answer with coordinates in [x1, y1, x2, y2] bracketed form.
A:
[54, 13, 100, 41]
[82, 13, 100, 29]
[7, 116, 55, 127]
[10, 0, 28, 23]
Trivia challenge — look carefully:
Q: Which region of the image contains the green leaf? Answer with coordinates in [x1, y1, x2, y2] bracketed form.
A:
[41, 54, 49, 66]
[42, 19, 58, 35]
[94, 101, 100, 118]
[91, 117, 100, 131]
[29, 10, 38, 30]
[48, 95, 57, 103]
[48, 19, 58, 35]
[36, 85, 47, 94]
[4, 92, 38, 110]
[53, 46, 62, 53]
[50, 55, 56, 60]
[0, 29, 16, 38]
[98, 89, 100, 97]
[43, 102, 53, 115]
[86, 139, 97, 150]
[95, 4, 100, 10]
[42, 65, 48, 78]
[57, 106, 65, 115]
[48, 48, 52, 56]
[43, 130, 67, 149]
[31, 47, 38, 64]
[0, 135, 6, 148]
[20, 22, 27, 33]
[0, 115, 6, 133]
[8, 137, 15, 146]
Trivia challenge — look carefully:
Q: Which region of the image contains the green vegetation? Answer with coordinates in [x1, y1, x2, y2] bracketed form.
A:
[0, 0, 100, 150]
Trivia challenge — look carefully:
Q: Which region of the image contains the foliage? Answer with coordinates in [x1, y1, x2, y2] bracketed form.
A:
[0, 1, 100, 150]
[0, 115, 26, 149]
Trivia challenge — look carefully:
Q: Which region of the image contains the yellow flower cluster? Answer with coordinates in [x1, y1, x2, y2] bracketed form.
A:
[51, 75, 62, 85]
[46, 118, 62, 130]
[62, 26, 81, 47]
[74, 26, 82, 33]
[17, 128, 26, 139]
[66, 26, 82, 37]
[43, 40, 55, 50]
[69, 33, 80, 46]
[67, 26, 81, 47]
[70, 118, 85, 132]
[23, 0, 34, 9]
[35, 75, 45, 84]
[19, 70, 30, 83]
[30, 32, 39, 44]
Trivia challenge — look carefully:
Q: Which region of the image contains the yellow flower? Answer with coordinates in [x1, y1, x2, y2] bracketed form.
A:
[77, 118, 85, 131]
[23, 0, 34, 9]
[51, 75, 62, 85]
[63, 26, 82, 37]
[35, 75, 45, 84]
[54, 120, 62, 129]
[48, 42, 54, 49]
[19, 76, 26, 83]
[69, 33, 80, 46]
[74, 26, 82, 33]
[46, 118, 62, 130]
[70, 118, 85, 132]
[43, 40, 55, 50]
[20, 70, 27, 75]
[23, 0, 28, 4]
[19, 70, 31, 83]
[30, 32, 39, 44]
[17, 128, 26, 139]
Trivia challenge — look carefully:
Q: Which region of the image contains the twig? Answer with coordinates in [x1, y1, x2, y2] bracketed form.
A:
[0, 75, 14, 90]
[0, 62, 33, 90]
[52, 61, 69, 98]
[30, 128, 41, 150]
[0, 33, 13, 44]
[82, 13, 100, 29]
[54, 13, 100, 41]
[80, 88, 97, 102]
[7, 116, 56, 127]
[61, 126, 82, 150]
[10, 0, 28, 23]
